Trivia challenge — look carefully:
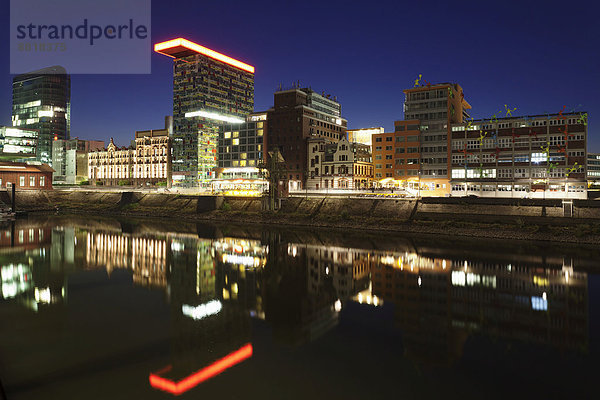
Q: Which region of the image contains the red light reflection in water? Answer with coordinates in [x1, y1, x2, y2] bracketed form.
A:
[149, 343, 253, 395]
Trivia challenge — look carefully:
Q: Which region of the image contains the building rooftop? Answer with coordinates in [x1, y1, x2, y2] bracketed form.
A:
[0, 161, 54, 173]
[154, 38, 254, 73]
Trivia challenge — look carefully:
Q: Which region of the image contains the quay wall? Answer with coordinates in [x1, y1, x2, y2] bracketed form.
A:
[7, 190, 600, 223]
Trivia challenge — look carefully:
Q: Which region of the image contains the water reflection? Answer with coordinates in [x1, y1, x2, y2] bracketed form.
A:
[0, 217, 593, 397]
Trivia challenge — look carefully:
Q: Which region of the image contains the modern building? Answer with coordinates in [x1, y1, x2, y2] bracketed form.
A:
[214, 112, 268, 195]
[588, 153, 600, 184]
[88, 119, 172, 187]
[154, 38, 254, 187]
[372, 120, 440, 193]
[347, 127, 384, 149]
[306, 136, 373, 189]
[52, 138, 104, 184]
[386, 82, 471, 196]
[12, 66, 71, 164]
[450, 113, 587, 198]
[0, 161, 54, 190]
[266, 86, 348, 190]
[0, 126, 37, 160]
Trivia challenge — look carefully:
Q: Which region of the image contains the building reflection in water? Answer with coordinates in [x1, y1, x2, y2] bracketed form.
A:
[0, 219, 591, 395]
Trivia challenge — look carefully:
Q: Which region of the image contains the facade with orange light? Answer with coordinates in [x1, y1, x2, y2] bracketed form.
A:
[154, 38, 254, 187]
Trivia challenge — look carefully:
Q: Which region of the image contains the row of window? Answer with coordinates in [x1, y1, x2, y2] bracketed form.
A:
[0, 176, 46, 187]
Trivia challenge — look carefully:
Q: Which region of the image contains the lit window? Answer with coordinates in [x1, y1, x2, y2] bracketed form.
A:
[30, 176, 35, 186]
[19, 176, 25, 186]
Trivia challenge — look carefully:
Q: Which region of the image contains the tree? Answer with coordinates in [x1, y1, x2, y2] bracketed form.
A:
[258, 148, 287, 211]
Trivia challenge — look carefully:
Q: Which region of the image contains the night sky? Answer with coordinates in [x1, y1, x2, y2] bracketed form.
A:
[0, 0, 597, 151]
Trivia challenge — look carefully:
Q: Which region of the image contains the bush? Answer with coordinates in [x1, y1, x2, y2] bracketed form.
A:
[157, 181, 168, 187]
[118, 180, 132, 186]
[79, 180, 90, 186]
[96, 181, 104, 186]
[221, 201, 232, 211]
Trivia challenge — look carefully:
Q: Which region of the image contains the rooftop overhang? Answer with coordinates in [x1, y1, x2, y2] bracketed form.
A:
[154, 38, 255, 73]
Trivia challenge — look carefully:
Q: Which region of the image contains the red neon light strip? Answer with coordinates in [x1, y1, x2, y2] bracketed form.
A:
[149, 343, 253, 395]
[154, 38, 255, 73]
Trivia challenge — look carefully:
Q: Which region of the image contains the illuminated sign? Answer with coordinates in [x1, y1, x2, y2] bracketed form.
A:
[154, 38, 255, 73]
[185, 110, 245, 124]
[149, 343, 253, 395]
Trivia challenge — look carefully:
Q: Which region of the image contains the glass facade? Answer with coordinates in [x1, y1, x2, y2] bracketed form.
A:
[0, 126, 37, 159]
[12, 66, 71, 165]
[172, 54, 254, 187]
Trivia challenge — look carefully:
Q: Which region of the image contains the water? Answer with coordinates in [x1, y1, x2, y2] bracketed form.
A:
[0, 215, 598, 399]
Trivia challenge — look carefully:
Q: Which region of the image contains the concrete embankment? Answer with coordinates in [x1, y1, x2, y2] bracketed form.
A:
[7, 190, 600, 243]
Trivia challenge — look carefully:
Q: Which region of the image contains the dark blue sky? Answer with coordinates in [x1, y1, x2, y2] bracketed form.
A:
[0, 0, 598, 151]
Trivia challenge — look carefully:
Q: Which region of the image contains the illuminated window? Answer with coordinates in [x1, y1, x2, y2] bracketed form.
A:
[257, 122, 264, 128]
[224, 132, 231, 139]
[29, 176, 35, 186]
[233, 131, 239, 138]
[19, 176, 25, 186]
[257, 129, 263, 136]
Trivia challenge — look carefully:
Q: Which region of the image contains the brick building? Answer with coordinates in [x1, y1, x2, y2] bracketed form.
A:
[0, 162, 54, 190]
[266, 87, 347, 190]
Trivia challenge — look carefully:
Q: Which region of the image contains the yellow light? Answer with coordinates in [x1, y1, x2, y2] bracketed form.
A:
[154, 38, 255, 73]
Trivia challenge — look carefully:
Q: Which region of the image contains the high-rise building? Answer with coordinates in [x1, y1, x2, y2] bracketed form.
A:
[399, 83, 471, 195]
[154, 38, 254, 187]
[266, 87, 347, 190]
[52, 138, 104, 184]
[12, 66, 71, 164]
[450, 112, 587, 199]
[0, 126, 37, 160]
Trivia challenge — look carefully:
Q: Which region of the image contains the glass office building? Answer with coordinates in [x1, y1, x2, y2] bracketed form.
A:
[12, 66, 71, 164]
[155, 39, 254, 187]
[0, 126, 37, 160]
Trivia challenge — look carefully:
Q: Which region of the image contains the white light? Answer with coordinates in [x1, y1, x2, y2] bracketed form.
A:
[334, 299, 342, 312]
[358, 293, 363, 303]
[373, 296, 379, 306]
[185, 110, 245, 124]
[38, 110, 54, 118]
[325, 267, 329, 275]
[182, 300, 222, 320]
[542, 291, 547, 301]
[418, 276, 422, 287]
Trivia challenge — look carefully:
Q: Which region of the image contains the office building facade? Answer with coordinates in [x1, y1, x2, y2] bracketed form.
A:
[266, 87, 347, 190]
[214, 112, 268, 195]
[12, 66, 71, 164]
[449, 113, 587, 198]
[0, 126, 37, 160]
[52, 138, 104, 184]
[399, 83, 471, 195]
[155, 38, 254, 187]
[588, 153, 600, 183]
